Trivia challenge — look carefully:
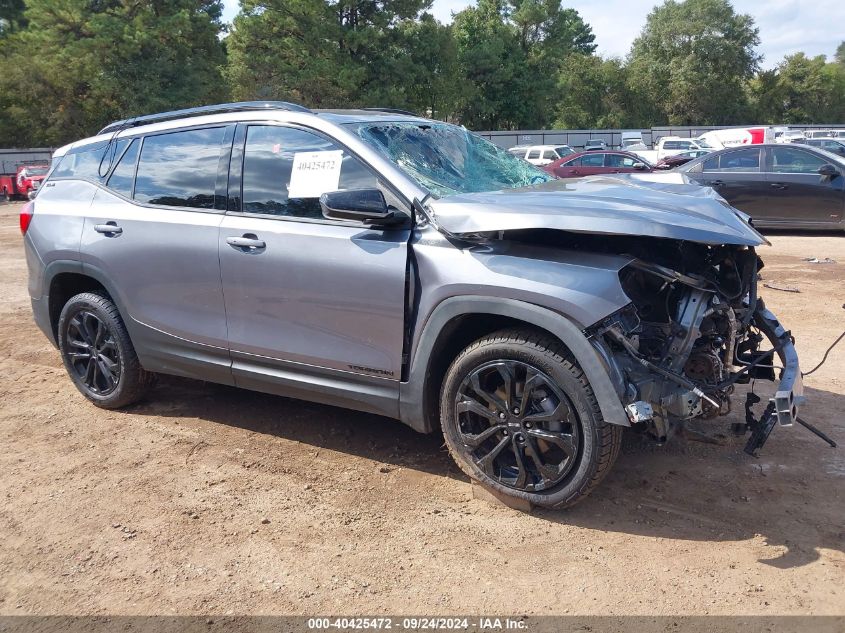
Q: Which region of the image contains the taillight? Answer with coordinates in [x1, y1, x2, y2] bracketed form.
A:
[20, 201, 34, 235]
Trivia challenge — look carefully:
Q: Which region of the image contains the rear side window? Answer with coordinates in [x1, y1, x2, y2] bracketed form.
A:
[704, 148, 760, 172]
[134, 127, 225, 209]
[51, 139, 130, 182]
[240, 125, 381, 219]
[581, 153, 604, 167]
[526, 150, 541, 159]
[106, 139, 139, 198]
[605, 154, 637, 168]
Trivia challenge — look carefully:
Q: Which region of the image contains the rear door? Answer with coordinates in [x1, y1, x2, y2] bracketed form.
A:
[692, 147, 769, 220]
[218, 123, 411, 399]
[764, 145, 845, 225]
[80, 126, 233, 383]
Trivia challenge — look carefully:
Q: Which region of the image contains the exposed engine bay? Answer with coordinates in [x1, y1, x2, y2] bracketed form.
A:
[480, 230, 804, 451]
[580, 237, 802, 449]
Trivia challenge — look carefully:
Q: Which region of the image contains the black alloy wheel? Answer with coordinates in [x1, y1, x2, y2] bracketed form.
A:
[454, 360, 580, 492]
[64, 310, 121, 396]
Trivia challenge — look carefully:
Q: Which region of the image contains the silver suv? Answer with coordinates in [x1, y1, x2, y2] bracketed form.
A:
[23, 102, 802, 509]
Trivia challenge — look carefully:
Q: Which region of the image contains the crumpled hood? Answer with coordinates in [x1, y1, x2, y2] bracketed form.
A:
[427, 175, 767, 246]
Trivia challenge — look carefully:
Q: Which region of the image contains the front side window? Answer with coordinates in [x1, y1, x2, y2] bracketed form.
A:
[562, 156, 581, 167]
[542, 150, 557, 160]
[134, 127, 225, 209]
[769, 147, 826, 174]
[350, 121, 552, 197]
[581, 153, 605, 167]
[240, 125, 380, 219]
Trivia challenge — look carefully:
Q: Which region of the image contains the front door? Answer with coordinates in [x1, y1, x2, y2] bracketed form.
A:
[764, 145, 845, 225]
[218, 124, 411, 399]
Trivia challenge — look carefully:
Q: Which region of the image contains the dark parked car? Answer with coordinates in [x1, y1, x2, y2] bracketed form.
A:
[544, 151, 651, 178]
[678, 143, 845, 230]
[800, 138, 845, 157]
[23, 103, 802, 510]
[654, 149, 711, 170]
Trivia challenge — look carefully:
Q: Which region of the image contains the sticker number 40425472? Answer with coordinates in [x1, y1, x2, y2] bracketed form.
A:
[288, 150, 344, 199]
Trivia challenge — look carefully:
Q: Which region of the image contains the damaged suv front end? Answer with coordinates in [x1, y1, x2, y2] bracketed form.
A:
[351, 117, 802, 506]
[422, 177, 803, 455]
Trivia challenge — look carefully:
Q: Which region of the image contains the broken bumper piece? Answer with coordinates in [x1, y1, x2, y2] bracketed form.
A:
[756, 303, 804, 427]
[744, 303, 804, 456]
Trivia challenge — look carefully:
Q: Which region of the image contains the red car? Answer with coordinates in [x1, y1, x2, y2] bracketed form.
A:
[544, 151, 652, 178]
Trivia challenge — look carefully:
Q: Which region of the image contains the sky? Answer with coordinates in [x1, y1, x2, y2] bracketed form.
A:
[220, 0, 844, 70]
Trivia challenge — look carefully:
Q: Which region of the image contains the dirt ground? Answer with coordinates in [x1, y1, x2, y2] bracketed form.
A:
[0, 200, 842, 616]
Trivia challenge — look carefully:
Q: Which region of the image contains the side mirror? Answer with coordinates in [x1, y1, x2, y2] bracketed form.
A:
[27, 189, 37, 200]
[632, 162, 648, 171]
[818, 164, 840, 178]
[320, 189, 401, 226]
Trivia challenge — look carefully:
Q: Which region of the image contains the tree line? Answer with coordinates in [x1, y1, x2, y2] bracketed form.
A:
[0, 0, 843, 148]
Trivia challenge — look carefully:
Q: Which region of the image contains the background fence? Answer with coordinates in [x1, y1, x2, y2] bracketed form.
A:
[3, 124, 845, 167]
[477, 124, 845, 151]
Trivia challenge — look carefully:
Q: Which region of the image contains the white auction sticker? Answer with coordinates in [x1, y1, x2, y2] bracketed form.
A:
[288, 150, 343, 198]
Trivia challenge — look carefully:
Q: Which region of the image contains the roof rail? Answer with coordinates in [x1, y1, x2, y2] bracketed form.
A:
[359, 107, 420, 117]
[98, 101, 311, 135]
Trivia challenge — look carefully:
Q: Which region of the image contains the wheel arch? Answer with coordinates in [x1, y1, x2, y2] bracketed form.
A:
[43, 261, 125, 345]
[399, 296, 629, 433]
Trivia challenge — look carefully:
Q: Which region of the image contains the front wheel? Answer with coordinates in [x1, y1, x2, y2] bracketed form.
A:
[57, 291, 155, 408]
[440, 329, 622, 509]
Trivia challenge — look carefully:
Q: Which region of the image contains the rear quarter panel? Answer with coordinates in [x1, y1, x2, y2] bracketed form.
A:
[24, 180, 94, 299]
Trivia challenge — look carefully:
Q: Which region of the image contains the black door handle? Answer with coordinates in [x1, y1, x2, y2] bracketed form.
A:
[94, 221, 122, 236]
[711, 180, 724, 187]
[770, 183, 788, 190]
[226, 234, 266, 250]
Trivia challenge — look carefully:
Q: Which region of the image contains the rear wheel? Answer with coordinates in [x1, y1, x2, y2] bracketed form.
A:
[58, 292, 155, 408]
[440, 328, 622, 509]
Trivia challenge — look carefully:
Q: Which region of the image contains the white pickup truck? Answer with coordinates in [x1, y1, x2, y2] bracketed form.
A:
[631, 137, 715, 163]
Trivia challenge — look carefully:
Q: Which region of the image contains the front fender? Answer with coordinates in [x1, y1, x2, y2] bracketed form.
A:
[399, 296, 630, 433]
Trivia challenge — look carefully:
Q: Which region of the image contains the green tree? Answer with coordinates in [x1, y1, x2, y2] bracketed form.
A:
[835, 40, 845, 66]
[0, 0, 26, 35]
[554, 55, 651, 129]
[225, 0, 355, 106]
[0, 0, 227, 147]
[451, 0, 594, 129]
[226, 0, 438, 111]
[451, 0, 530, 129]
[628, 0, 760, 125]
[776, 53, 845, 123]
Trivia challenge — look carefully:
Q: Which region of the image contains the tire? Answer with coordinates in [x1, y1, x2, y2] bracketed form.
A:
[57, 291, 155, 408]
[440, 328, 622, 509]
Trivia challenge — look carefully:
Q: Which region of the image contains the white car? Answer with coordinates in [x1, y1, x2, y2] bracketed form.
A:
[631, 136, 714, 163]
[507, 144, 574, 166]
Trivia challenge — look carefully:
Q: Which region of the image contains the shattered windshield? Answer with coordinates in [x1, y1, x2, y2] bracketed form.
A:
[349, 121, 553, 197]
